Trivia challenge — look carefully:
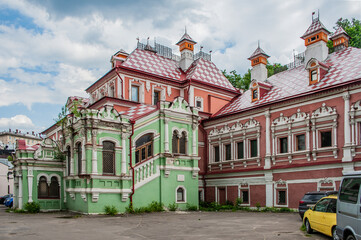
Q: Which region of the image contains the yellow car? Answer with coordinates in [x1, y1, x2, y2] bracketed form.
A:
[303, 195, 337, 239]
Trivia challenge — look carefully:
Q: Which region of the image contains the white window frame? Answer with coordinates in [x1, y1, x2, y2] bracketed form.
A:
[176, 186, 186, 203]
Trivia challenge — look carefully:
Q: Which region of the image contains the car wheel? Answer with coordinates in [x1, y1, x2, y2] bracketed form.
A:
[346, 234, 356, 240]
[305, 219, 313, 234]
[332, 227, 339, 240]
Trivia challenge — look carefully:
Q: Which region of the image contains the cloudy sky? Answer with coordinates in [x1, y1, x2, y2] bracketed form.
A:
[0, 0, 360, 134]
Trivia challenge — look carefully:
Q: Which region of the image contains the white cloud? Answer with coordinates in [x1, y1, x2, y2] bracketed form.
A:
[0, 115, 35, 130]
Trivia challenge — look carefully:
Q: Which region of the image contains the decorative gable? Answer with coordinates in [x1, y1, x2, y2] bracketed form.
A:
[305, 58, 330, 85]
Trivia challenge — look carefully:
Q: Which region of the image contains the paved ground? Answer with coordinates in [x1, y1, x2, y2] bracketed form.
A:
[0, 205, 330, 240]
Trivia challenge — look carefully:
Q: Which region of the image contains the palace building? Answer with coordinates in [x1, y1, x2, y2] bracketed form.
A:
[13, 15, 361, 213]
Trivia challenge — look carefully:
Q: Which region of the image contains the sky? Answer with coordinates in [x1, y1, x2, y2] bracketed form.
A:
[0, 0, 360, 134]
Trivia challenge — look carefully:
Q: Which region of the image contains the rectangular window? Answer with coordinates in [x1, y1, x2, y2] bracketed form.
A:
[131, 85, 139, 102]
[214, 146, 220, 162]
[237, 142, 244, 159]
[339, 178, 361, 204]
[196, 100, 202, 108]
[321, 131, 332, 148]
[225, 144, 231, 161]
[153, 90, 160, 105]
[296, 134, 306, 151]
[278, 190, 286, 205]
[279, 137, 288, 153]
[242, 190, 249, 203]
[250, 139, 257, 158]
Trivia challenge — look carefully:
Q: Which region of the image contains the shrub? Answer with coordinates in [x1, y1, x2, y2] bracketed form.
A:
[24, 202, 40, 213]
[224, 200, 234, 206]
[104, 205, 118, 216]
[148, 201, 164, 212]
[235, 198, 243, 206]
[186, 203, 198, 211]
[255, 202, 261, 210]
[168, 203, 178, 211]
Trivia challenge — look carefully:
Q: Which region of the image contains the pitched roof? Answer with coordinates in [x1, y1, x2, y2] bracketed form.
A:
[301, 18, 331, 39]
[118, 104, 157, 120]
[330, 27, 349, 40]
[215, 47, 361, 117]
[186, 58, 237, 90]
[121, 48, 237, 92]
[248, 46, 270, 60]
[176, 32, 197, 45]
[17, 139, 39, 151]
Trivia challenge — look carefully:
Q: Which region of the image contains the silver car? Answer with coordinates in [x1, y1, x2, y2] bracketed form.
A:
[336, 171, 361, 240]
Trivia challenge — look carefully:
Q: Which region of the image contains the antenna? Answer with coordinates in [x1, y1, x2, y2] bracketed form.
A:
[258, 40, 260, 48]
[147, 37, 150, 45]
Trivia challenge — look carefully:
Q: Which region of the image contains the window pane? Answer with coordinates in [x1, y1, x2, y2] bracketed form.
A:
[153, 91, 160, 105]
[77, 143, 82, 175]
[339, 178, 361, 204]
[311, 70, 318, 81]
[196, 100, 202, 108]
[296, 134, 306, 151]
[278, 190, 286, 205]
[250, 140, 257, 157]
[314, 198, 331, 212]
[252, 89, 258, 99]
[147, 143, 152, 158]
[321, 131, 332, 148]
[225, 144, 231, 160]
[131, 86, 139, 102]
[280, 137, 288, 153]
[179, 132, 186, 154]
[177, 188, 184, 202]
[214, 146, 220, 162]
[172, 132, 179, 153]
[136, 134, 153, 148]
[242, 190, 249, 203]
[141, 148, 146, 160]
[327, 199, 337, 213]
[49, 177, 59, 198]
[135, 150, 140, 164]
[103, 141, 115, 174]
[237, 142, 244, 159]
[38, 177, 48, 198]
[67, 146, 71, 176]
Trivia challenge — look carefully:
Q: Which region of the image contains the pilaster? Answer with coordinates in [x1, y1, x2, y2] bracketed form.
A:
[342, 92, 352, 162]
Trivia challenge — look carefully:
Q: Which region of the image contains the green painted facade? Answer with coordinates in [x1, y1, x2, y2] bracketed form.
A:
[13, 97, 200, 213]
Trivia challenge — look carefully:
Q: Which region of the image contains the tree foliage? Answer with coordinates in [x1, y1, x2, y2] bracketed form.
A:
[328, 18, 361, 53]
[223, 63, 287, 91]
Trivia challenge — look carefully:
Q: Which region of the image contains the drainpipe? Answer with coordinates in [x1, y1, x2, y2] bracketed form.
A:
[199, 121, 208, 202]
[115, 67, 124, 99]
[128, 120, 135, 210]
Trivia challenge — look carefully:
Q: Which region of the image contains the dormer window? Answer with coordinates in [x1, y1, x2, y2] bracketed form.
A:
[310, 69, 318, 83]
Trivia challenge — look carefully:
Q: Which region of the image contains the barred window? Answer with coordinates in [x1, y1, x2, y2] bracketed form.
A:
[38, 176, 48, 198]
[135, 134, 153, 164]
[77, 142, 82, 175]
[176, 187, 185, 202]
[49, 177, 60, 198]
[103, 141, 115, 174]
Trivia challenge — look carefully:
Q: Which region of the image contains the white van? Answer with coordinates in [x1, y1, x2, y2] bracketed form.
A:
[336, 171, 361, 240]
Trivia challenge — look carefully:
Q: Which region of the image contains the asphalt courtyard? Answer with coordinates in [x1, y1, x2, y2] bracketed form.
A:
[0, 206, 330, 240]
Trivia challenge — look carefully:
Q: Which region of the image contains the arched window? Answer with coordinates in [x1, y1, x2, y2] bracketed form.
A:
[180, 132, 186, 154]
[172, 131, 186, 154]
[103, 141, 115, 174]
[67, 146, 71, 176]
[135, 134, 153, 164]
[38, 176, 48, 199]
[49, 177, 60, 198]
[77, 142, 82, 175]
[176, 187, 185, 202]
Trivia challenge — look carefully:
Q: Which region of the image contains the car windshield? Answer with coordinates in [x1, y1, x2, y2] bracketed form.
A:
[302, 194, 324, 201]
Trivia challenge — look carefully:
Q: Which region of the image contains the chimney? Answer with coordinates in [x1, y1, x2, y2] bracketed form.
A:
[301, 13, 330, 64]
[176, 29, 197, 72]
[16, 129, 18, 133]
[248, 42, 270, 82]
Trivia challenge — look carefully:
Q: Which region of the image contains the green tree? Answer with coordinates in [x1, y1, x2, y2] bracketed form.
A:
[328, 18, 361, 53]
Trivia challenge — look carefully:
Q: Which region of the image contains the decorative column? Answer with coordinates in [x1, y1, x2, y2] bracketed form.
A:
[264, 110, 271, 169]
[265, 172, 273, 207]
[91, 129, 98, 174]
[27, 167, 34, 203]
[121, 133, 127, 175]
[81, 139, 86, 174]
[18, 174, 23, 209]
[189, 86, 194, 106]
[343, 92, 352, 162]
[192, 123, 198, 156]
[164, 118, 169, 153]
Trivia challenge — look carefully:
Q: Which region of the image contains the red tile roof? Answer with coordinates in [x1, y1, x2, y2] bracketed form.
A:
[215, 47, 361, 116]
[330, 27, 349, 40]
[17, 139, 39, 151]
[301, 18, 330, 39]
[248, 46, 270, 60]
[121, 48, 237, 91]
[119, 104, 157, 120]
